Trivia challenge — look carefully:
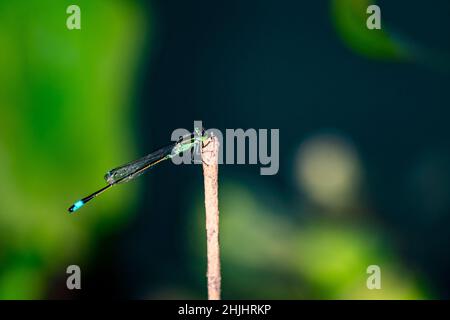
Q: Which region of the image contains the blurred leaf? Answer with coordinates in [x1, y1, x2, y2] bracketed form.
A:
[331, 0, 407, 60]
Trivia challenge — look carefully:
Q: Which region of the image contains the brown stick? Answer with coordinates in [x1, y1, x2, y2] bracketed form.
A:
[201, 135, 221, 300]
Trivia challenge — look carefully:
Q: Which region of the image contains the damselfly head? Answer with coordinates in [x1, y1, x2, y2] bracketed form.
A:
[194, 126, 205, 137]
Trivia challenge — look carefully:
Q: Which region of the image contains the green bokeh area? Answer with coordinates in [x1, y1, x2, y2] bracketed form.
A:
[331, 0, 406, 60]
[187, 183, 428, 299]
[0, 0, 146, 298]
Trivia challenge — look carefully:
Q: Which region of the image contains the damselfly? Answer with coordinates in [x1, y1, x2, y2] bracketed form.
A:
[68, 127, 209, 213]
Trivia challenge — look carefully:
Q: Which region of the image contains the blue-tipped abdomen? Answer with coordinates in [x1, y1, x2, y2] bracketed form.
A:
[68, 200, 85, 213]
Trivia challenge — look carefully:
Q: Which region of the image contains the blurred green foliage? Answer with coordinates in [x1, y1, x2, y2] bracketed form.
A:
[331, 0, 407, 60]
[0, 0, 146, 298]
[188, 182, 430, 299]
